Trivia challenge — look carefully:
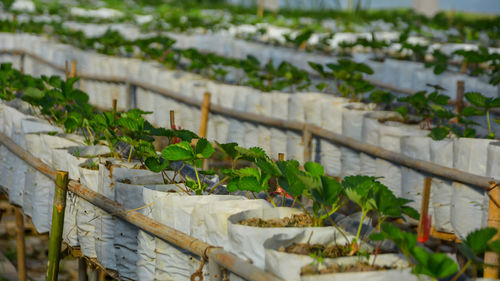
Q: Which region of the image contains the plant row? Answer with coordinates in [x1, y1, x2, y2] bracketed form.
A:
[1, 60, 499, 280]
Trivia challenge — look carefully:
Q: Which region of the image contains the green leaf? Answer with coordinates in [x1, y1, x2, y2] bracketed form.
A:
[195, 138, 214, 159]
[23, 87, 44, 100]
[463, 227, 498, 255]
[411, 247, 458, 279]
[145, 157, 169, 173]
[395, 106, 408, 119]
[429, 127, 449, 140]
[69, 89, 89, 104]
[461, 106, 485, 117]
[161, 141, 193, 161]
[495, 119, 500, 125]
[311, 176, 344, 206]
[255, 158, 281, 177]
[216, 142, 239, 159]
[276, 160, 306, 197]
[465, 92, 487, 108]
[304, 162, 324, 177]
[235, 146, 268, 160]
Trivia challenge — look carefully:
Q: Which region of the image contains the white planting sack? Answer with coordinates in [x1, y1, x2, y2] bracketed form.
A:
[228, 207, 330, 270]
[451, 138, 492, 238]
[319, 97, 349, 176]
[77, 164, 100, 258]
[52, 145, 110, 247]
[487, 141, 500, 181]
[211, 83, 237, 143]
[264, 227, 355, 281]
[180, 78, 207, 132]
[227, 87, 252, 145]
[401, 136, 432, 220]
[154, 195, 243, 281]
[0, 105, 26, 200]
[190, 198, 271, 250]
[244, 90, 265, 149]
[23, 134, 79, 233]
[137, 185, 184, 281]
[360, 111, 400, 176]
[375, 122, 427, 197]
[287, 93, 325, 163]
[96, 162, 168, 270]
[270, 92, 290, 158]
[341, 103, 372, 178]
[300, 254, 416, 281]
[114, 181, 186, 280]
[429, 138, 455, 233]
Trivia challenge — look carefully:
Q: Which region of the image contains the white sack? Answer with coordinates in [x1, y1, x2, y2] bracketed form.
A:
[341, 103, 371, 177]
[270, 92, 289, 158]
[319, 97, 348, 176]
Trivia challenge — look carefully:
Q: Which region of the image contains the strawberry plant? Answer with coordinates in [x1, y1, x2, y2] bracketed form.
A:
[456, 227, 500, 279]
[464, 92, 500, 139]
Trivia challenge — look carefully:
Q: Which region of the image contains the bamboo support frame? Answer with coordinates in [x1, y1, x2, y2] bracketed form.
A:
[417, 177, 432, 242]
[78, 258, 88, 281]
[302, 124, 312, 162]
[456, 80, 465, 114]
[199, 92, 211, 138]
[14, 207, 27, 281]
[484, 183, 500, 278]
[47, 171, 69, 281]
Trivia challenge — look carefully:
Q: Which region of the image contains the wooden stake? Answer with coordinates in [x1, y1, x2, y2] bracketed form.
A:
[112, 99, 118, 111]
[455, 80, 465, 114]
[70, 60, 77, 78]
[46, 171, 69, 281]
[19, 53, 25, 75]
[257, 0, 264, 17]
[65, 61, 69, 79]
[302, 125, 312, 162]
[278, 153, 286, 206]
[78, 258, 88, 281]
[485, 182, 500, 278]
[98, 270, 106, 281]
[170, 110, 176, 129]
[417, 177, 432, 242]
[198, 92, 211, 138]
[14, 207, 27, 281]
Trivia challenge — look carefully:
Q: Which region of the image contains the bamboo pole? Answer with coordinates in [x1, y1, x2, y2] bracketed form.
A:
[14, 207, 27, 281]
[78, 258, 88, 281]
[417, 177, 432, 243]
[46, 171, 69, 281]
[170, 110, 176, 129]
[112, 99, 117, 111]
[199, 92, 211, 138]
[19, 53, 25, 74]
[98, 270, 106, 281]
[65, 60, 69, 79]
[70, 60, 77, 78]
[455, 81, 465, 114]
[484, 182, 500, 278]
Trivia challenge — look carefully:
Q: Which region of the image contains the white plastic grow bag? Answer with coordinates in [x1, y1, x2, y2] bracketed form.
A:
[23, 134, 80, 233]
[137, 184, 184, 281]
[360, 111, 400, 177]
[227, 87, 252, 145]
[300, 254, 416, 281]
[270, 92, 290, 158]
[96, 162, 169, 270]
[211, 83, 237, 144]
[264, 227, 355, 281]
[243, 88, 264, 149]
[375, 122, 427, 197]
[341, 103, 372, 177]
[429, 138, 455, 233]
[154, 195, 244, 281]
[451, 138, 492, 238]
[401, 136, 432, 218]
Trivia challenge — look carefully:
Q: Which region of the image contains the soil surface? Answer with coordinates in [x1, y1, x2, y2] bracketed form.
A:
[280, 243, 351, 258]
[301, 262, 390, 275]
[239, 214, 313, 227]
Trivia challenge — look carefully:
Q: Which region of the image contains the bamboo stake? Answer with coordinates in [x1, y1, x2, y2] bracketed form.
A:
[14, 207, 27, 281]
[70, 60, 77, 78]
[199, 92, 211, 138]
[112, 99, 117, 111]
[19, 53, 25, 74]
[277, 153, 287, 206]
[257, 0, 264, 17]
[170, 110, 176, 129]
[98, 270, 106, 281]
[65, 61, 69, 79]
[484, 182, 500, 278]
[78, 258, 88, 281]
[46, 171, 69, 281]
[417, 177, 432, 243]
[455, 81, 465, 114]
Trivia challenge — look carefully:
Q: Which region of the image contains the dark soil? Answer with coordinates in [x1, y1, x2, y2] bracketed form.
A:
[301, 262, 390, 275]
[280, 243, 351, 259]
[239, 214, 313, 227]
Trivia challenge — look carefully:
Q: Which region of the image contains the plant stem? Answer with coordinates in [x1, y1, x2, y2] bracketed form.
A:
[295, 199, 314, 223]
[355, 209, 368, 245]
[127, 145, 134, 162]
[487, 109, 493, 137]
[264, 191, 277, 207]
[207, 176, 229, 193]
[451, 260, 471, 281]
[194, 164, 202, 191]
